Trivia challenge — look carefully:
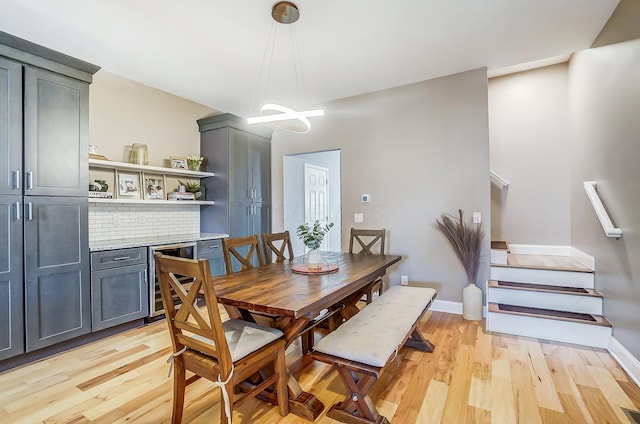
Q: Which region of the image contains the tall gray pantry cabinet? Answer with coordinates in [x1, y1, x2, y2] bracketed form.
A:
[0, 32, 99, 361]
[198, 114, 272, 270]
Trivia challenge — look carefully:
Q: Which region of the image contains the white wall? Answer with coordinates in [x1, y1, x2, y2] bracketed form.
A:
[271, 69, 491, 302]
[488, 63, 571, 244]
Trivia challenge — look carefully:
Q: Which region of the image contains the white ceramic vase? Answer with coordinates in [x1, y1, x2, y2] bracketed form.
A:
[462, 283, 483, 321]
[307, 249, 322, 269]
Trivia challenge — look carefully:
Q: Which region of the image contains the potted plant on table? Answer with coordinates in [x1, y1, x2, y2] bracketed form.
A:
[434, 209, 484, 320]
[296, 221, 334, 268]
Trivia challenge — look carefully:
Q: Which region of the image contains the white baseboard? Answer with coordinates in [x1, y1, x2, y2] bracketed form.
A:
[608, 337, 640, 388]
[431, 299, 462, 315]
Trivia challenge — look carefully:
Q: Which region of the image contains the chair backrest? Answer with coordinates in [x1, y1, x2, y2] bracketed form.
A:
[262, 231, 295, 263]
[349, 228, 386, 255]
[222, 235, 265, 274]
[153, 253, 233, 373]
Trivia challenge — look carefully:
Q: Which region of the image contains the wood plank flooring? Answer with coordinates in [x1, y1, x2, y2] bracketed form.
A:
[1, 311, 639, 423]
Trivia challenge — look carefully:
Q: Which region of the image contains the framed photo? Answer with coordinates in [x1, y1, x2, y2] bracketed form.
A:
[143, 174, 165, 200]
[170, 156, 187, 169]
[117, 171, 141, 199]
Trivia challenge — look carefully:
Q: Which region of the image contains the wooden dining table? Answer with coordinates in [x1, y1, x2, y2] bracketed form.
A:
[210, 251, 402, 421]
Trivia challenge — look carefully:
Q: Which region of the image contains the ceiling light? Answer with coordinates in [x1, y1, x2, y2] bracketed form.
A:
[247, 1, 324, 133]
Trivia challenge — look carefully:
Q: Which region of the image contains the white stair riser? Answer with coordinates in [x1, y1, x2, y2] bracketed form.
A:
[488, 288, 603, 315]
[490, 250, 508, 265]
[490, 266, 594, 288]
[486, 312, 611, 348]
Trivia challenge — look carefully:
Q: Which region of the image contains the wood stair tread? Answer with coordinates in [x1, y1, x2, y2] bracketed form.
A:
[488, 280, 602, 297]
[488, 302, 612, 327]
[491, 240, 510, 252]
[491, 253, 593, 273]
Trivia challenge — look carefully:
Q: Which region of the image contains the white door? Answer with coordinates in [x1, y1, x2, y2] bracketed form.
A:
[304, 164, 330, 251]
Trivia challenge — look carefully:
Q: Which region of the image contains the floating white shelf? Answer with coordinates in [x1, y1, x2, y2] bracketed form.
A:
[88, 198, 214, 205]
[89, 158, 214, 178]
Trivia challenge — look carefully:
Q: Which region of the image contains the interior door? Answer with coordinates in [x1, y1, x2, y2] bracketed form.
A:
[304, 164, 330, 250]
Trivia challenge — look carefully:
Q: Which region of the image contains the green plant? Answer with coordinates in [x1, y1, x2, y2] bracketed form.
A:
[434, 209, 483, 285]
[178, 180, 202, 194]
[296, 221, 334, 250]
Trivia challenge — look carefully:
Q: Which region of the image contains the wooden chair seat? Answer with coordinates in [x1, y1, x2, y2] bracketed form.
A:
[154, 253, 289, 423]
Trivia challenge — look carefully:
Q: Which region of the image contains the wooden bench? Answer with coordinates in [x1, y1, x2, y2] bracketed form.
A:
[311, 286, 437, 424]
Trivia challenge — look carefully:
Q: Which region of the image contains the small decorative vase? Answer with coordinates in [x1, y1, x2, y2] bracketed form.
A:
[187, 160, 202, 171]
[462, 283, 483, 321]
[307, 249, 323, 269]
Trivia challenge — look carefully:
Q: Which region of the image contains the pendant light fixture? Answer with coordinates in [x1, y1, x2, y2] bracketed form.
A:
[247, 1, 324, 133]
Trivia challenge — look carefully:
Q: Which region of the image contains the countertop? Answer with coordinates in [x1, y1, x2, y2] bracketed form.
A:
[89, 233, 229, 252]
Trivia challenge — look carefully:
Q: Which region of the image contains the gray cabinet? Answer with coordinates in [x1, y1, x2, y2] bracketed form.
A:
[24, 196, 90, 351]
[23, 66, 89, 197]
[198, 113, 272, 238]
[196, 239, 225, 277]
[0, 57, 21, 196]
[0, 32, 98, 358]
[0, 195, 23, 360]
[90, 247, 148, 331]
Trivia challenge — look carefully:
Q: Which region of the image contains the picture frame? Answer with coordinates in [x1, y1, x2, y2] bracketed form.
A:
[117, 171, 141, 199]
[170, 156, 187, 169]
[143, 174, 165, 200]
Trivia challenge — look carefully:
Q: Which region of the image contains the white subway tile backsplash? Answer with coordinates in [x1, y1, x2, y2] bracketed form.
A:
[88, 203, 200, 243]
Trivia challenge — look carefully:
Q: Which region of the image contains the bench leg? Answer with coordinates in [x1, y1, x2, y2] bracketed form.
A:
[326, 365, 388, 424]
[404, 327, 435, 352]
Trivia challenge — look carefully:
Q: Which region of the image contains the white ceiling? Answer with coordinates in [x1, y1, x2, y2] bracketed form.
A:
[0, 0, 619, 118]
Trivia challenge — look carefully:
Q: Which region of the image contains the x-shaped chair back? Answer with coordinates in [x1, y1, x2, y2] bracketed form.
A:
[349, 228, 386, 255]
[222, 235, 265, 274]
[262, 231, 295, 263]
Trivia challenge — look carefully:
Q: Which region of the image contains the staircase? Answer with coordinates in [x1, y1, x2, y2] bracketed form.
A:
[485, 242, 612, 348]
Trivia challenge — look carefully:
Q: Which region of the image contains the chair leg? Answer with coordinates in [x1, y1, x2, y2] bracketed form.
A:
[275, 346, 290, 416]
[172, 357, 186, 424]
[220, 384, 234, 424]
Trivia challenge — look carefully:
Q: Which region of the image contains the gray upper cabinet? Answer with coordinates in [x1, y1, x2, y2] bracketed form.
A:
[0, 57, 22, 196]
[24, 196, 90, 351]
[198, 114, 272, 237]
[23, 66, 89, 197]
[0, 195, 24, 361]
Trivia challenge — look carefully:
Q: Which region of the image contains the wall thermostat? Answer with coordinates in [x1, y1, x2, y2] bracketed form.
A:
[361, 194, 370, 203]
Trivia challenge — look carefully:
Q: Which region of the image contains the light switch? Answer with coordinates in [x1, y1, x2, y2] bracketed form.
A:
[354, 213, 364, 223]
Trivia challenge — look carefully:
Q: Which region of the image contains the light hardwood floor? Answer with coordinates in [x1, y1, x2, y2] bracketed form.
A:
[1, 311, 639, 423]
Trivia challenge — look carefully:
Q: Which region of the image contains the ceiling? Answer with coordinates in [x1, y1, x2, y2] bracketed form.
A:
[0, 1, 619, 118]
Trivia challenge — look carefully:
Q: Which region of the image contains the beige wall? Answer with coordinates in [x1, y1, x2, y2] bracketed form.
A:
[488, 63, 571, 244]
[271, 69, 491, 302]
[569, 38, 640, 359]
[89, 70, 217, 166]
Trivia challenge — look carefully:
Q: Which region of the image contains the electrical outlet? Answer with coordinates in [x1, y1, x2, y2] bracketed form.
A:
[400, 275, 409, 286]
[473, 212, 481, 224]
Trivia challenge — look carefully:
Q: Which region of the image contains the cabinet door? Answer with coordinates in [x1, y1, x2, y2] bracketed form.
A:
[197, 240, 225, 277]
[0, 195, 24, 360]
[23, 66, 89, 197]
[228, 128, 251, 203]
[91, 263, 148, 331]
[251, 204, 271, 236]
[249, 135, 271, 203]
[24, 196, 90, 351]
[0, 57, 22, 196]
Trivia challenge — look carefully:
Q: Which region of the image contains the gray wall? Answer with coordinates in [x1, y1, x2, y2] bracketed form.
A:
[489, 64, 571, 244]
[569, 38, 640, 359]
[271, 68, 491, 302]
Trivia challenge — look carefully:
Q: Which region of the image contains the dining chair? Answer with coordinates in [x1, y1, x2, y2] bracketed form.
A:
[349, 228, 386, 304]
[262, 231, 295, 263]
[154, 253, 289, 423]
[222, 235, 265, 274]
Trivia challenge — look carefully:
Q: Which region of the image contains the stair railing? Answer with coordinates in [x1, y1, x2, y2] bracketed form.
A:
[583, 181, 622, 239]
[490, 170, 509, 188]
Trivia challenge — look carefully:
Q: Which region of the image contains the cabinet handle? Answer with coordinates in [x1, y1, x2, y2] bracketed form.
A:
[15, 202, 20, 220]
[13, 170, 20, 189]
[207, 245, 220, 249]
[112, 256, 132, 261]
[26, 171, 34, 190]
[26, 202, 33, 221]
